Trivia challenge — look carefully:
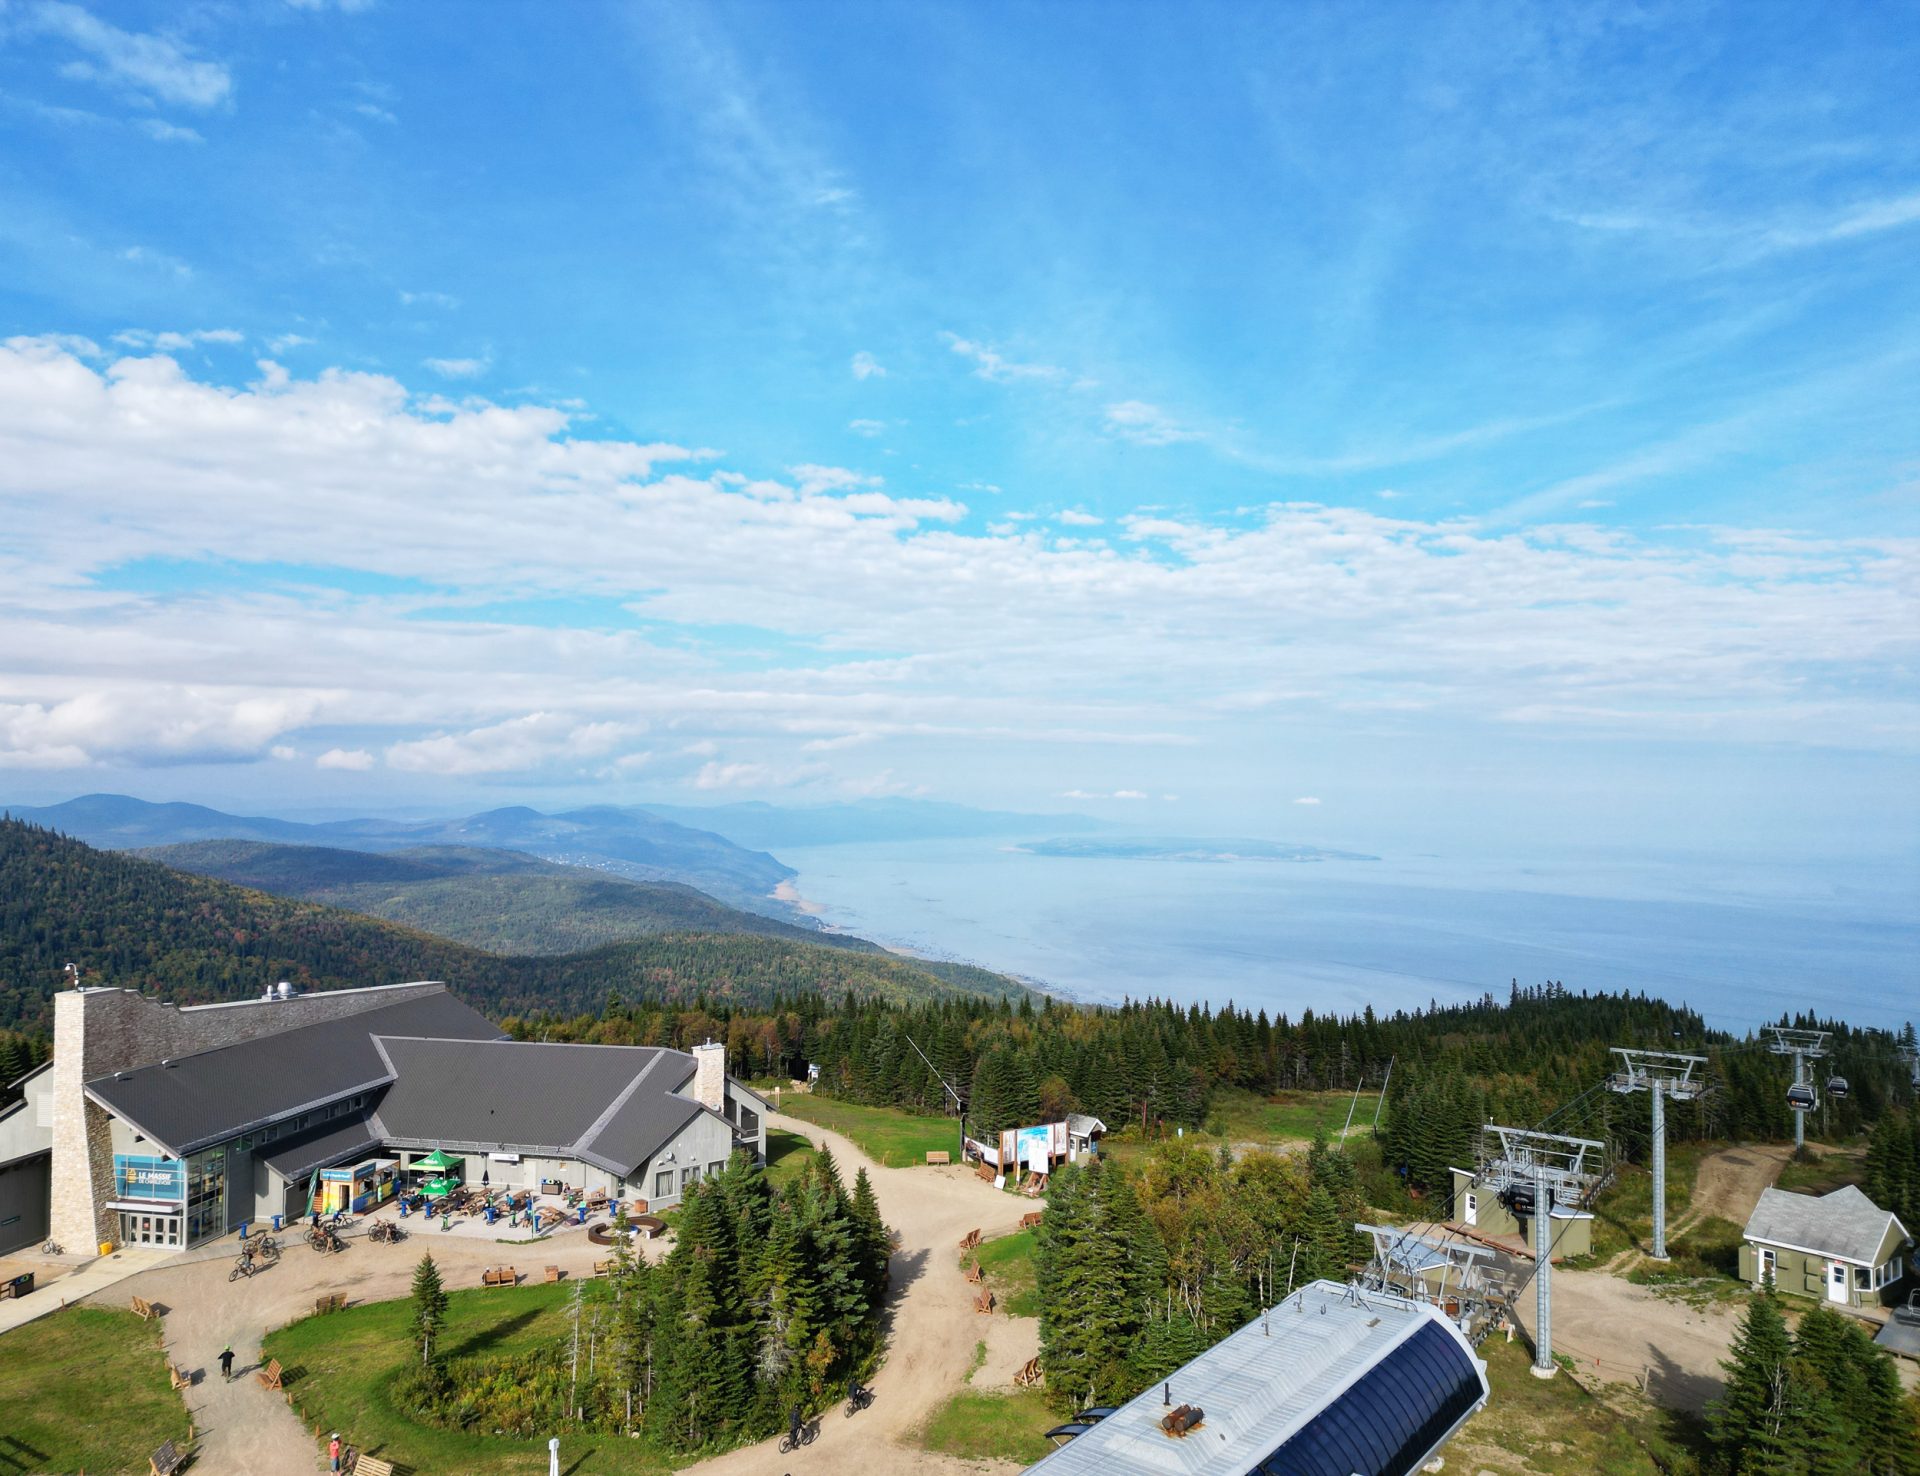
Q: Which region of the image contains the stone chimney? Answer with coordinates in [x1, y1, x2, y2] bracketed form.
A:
[692, 1039, 727, 1113]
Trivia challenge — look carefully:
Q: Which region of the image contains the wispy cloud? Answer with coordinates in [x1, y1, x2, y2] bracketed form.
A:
[1057, 508, 1103, 527]
[34, 2, 233, 109]
[1293, 796, 1321, 806]
[134, 118, 203, 144]
[400, 290, 460, 310]
[424, 353, 489, 378]
[351, 102, 397, 125]
[850, 350, 885, 380]
[316, 747, 374, 771]
[941, 332, 1066, 384]
[1103, 400, 1201, 447]
[112, 327, 242, 351]
[848, 418, 885, 438]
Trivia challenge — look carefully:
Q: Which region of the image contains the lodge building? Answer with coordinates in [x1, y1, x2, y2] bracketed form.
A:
[0, 979, 766, 1256]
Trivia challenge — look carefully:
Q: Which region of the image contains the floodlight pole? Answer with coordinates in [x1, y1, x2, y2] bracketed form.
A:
[1607, 1049, 1705, 1261]
[1766, 1028, 1830, 1154]
[1476, 1125, 1605, 1379]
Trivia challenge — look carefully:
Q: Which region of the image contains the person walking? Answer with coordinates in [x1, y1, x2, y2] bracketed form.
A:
[328, 1432, 342, 1472]
[218, 1344, 234, 1381]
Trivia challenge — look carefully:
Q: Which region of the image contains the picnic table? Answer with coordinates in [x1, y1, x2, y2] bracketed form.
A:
[482, 1265, 517, 1287]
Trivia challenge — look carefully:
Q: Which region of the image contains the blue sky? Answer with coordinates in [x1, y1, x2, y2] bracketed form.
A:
[0, 1, 1915, 867]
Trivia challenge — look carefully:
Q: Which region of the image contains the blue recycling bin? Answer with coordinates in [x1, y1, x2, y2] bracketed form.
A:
[239, 1221, 249, 1239]
[576, 1206, 586, 1225]
[272, 1213, 283, 1231]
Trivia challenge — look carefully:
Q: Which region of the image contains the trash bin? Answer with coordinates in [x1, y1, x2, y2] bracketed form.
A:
[239, 1221, 249, 1239]
[8, 1271, 33, 1299]
[272, 1213, 283, 1231]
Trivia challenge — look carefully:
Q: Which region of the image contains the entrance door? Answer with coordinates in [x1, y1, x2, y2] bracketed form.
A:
[1828, 1261, 1850, 1303]
[1464, 1192, 1478, 1226]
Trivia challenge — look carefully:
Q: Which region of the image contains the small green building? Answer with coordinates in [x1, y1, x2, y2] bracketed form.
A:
[1739, 1184, 1912, 1308]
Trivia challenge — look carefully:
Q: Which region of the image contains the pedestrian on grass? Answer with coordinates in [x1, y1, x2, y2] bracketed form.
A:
[328, 1432, 341, 1472]
[219, 1344, 233, 1381]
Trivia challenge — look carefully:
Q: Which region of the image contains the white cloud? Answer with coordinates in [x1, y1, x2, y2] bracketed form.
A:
[113, 328, 242, 352]
[117, 246, 192, 278]
[0, 340, 1911, 787]
[1103, 400, 1201, 447]
[268, 333, 313, 353]
[424, 354, 489, 379]
[694, 760, 777, 790]
[400, 290, 460, 309]
[352, 102, 397, 125]
[850, 351, 885, 380]
[1059, 789, 1149, 801]
[34, 2, 233, 109]
[1057, 508, 1103, 527]
[941, 333, 1066, 384]
[316, 747, 374, 771]
[135, 118, 203, 144]
[1293, 796, 1321, 806]
[848, 419, 885, 438]
[269, 745, 298, 761]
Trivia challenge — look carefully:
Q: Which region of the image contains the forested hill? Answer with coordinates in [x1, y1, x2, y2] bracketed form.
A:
[0, 820, 1030, 1045]
[138, 838, 864, 956]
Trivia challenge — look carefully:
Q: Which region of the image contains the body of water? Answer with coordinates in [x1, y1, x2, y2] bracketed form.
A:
[778, 841, 1917, 1033]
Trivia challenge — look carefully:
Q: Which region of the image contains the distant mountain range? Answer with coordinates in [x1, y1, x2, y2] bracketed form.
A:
[4, 793, 795, 917]
[139, 839, 849, 957]
[1014, 836, 1378, 863]
[0, 819, 1029, 1037]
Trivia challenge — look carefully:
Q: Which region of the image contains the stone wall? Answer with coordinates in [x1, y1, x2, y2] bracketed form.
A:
[691, 1039, 726, 1112]
[48, 981, 445, 1256]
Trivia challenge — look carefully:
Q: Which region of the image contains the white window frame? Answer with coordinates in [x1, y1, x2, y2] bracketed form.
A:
[1758, 1246, 1776, 1285]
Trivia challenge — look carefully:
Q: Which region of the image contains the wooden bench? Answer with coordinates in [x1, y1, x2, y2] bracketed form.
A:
[256, 1358, 284, 1391]
[150, 1439, 185, 1475]
[481, 1266, 516, 1287]
[957, 1228, 982, 1250]
[352, 1456, 395, 1476]
[973, 1288, 996, 1315]
[315, 1292, 346, 1315]
[544, 1265, 562, 1283]
[1015, 1356, 1042, 1387]
[963, 1264, 983, 1284]
[633, 1214, 667, 1239]
[925, 1150, 950, 1165]
[168, 1362, 190, 1391]
[131, 1294, 159, 1321]
[592, 1258, 617, 1275]
[584, 1188, 609, 1210]
[1020, 1210, 1043, 1229]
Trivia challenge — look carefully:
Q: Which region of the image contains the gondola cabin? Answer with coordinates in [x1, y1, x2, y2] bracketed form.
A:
[1826, 1076, 1849, 1100]
[1787, 1082, 1818, 1111]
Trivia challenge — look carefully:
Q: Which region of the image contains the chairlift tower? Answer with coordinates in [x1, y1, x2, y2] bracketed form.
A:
[1607, 1049, 1705, 1261]
[1475, 1126, 1605, 1378]
[1766, 1027, 1830, 1153]
[1355, 1222, 1494, 1334]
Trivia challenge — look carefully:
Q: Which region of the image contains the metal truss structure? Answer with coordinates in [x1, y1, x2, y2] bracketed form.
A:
[1476, 1126, 1606, 1378]
[1608, 1049, 1707, 1260]
[1766, 1027, 1831, 1152]
[1355, 1222, 1496, 1338]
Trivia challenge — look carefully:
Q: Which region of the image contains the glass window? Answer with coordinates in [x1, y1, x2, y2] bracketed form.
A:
[654, 1170, 673, 1198]
[708, 1161, 726, 1179]
[681, 1166, 697, 1191]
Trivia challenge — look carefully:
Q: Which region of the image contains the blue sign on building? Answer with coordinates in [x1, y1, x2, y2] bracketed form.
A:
[114, 1154, 185, 1203]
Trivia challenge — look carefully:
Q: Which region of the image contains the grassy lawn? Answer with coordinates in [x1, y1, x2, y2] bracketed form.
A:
[0, 1306, 192, 1474]
[1447, 1336, 1708, 1475]
[1625, 1215, 1748, 1306]
[262, 1280, 674, 1475]
[968, 1227, 1041, 1317]
[918, 1386, 1058, 1465]
[775, 1095, 962, 1167]
[763, 1126, 816, 1187]
[1208, 1086, 1375, 1144]
[1775, 1148, 1863, 1195]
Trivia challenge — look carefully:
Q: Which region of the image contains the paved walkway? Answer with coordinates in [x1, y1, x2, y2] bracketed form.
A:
[0, 1245, 174, 1336]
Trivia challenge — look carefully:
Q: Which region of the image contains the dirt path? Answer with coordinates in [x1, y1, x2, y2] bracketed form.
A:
[677, 1112, 1030, 1476]
[1601, 1142, 1793, 1277]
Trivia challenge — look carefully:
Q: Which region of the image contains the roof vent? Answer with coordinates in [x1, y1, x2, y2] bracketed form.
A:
[161, 1059, 174, 1069]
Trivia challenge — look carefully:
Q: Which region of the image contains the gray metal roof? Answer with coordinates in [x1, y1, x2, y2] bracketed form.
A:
[1022, 1281, 1487, 1476]
[84, 988, 501, 1156]
[370, 1038, 705, 1177]
[1744, 1185, 1911, 1267]
[260, 1113, 381, 1180]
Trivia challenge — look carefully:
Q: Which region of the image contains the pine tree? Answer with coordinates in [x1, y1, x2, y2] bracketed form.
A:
[1709, 1291, 1794, 1474]
[409, 1252, 448, 1366]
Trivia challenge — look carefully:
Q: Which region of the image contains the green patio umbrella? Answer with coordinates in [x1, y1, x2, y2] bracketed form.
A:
[415, 1149, 459, 1171]
[421, 1175, 461, 1199]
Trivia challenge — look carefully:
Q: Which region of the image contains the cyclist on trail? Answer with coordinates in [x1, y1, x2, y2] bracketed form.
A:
[788, 1406, 802, 1447]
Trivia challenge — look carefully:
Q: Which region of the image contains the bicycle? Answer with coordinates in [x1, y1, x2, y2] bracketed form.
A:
[844, 1384, 873, 1417]
[39, 1238, 62, 1256]
[776, 1420, 816, 1454]
[254, 1234, 281, 1259]
[228, 1253, 259, 1282]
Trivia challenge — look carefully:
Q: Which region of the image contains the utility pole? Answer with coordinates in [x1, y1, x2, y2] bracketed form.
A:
[1766, 1027, 1830, 1154]
[1607, 1049, 1705, 1261]
[1371, 1055, 1395, 1130]
[1474, 1126, 1605, 1379]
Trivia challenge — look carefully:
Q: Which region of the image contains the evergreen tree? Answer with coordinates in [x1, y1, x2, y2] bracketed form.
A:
[409, 1252, 448, 1366]
[1710, 1291, 1794, 1474]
